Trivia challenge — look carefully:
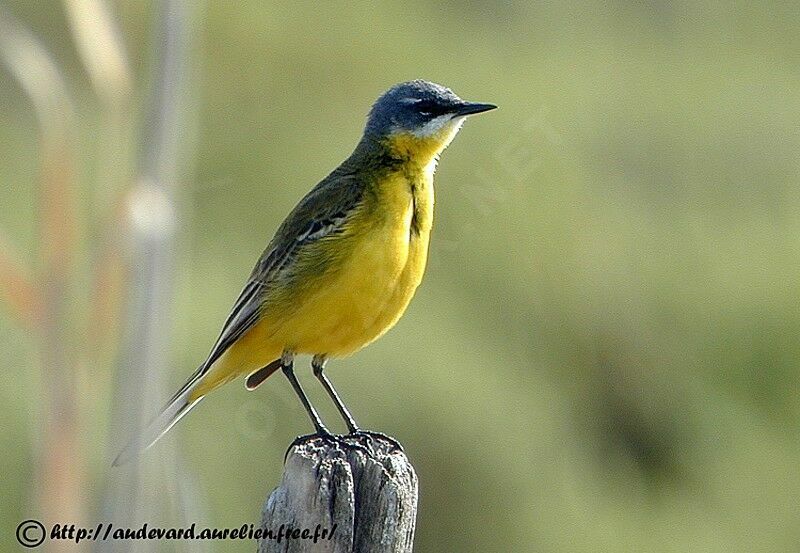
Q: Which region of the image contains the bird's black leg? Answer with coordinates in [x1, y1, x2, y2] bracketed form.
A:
[312, 355, 359, 434]
[281, 351, 330, 436]
[283, 353, 370, 461]
[312, 355, 403, 453]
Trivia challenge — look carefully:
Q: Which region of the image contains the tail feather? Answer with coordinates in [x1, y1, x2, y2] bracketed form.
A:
[112, 370, 206, 467]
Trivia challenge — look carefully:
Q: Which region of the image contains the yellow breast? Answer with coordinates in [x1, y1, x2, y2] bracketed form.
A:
[285, 168, 434, 357]
[201, 129, 450, 395]
[203, 168, 434, 391]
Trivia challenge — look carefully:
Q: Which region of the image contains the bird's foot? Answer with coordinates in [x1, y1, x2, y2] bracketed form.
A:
[285, 432, 319, 459]
[348, 429, 404, 455]
[284, 430, 372, 461]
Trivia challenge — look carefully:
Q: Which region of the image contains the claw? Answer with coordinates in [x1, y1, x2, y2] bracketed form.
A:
[349, 430, 404, 454]
[283, 431, 375, 462]
[284, 433, 317, 462]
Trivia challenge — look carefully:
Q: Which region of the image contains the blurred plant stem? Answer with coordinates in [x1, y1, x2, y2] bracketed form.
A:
[62, 0, 133, 361]
[0, 7, 84, 552]
[0, 232, 42, 329]
[0, 2, 203, 551]
[103, 1, 208, 552]
[62, 0, 131, 108]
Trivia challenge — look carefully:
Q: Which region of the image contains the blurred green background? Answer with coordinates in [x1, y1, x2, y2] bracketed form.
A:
[2, 1, 800, 552]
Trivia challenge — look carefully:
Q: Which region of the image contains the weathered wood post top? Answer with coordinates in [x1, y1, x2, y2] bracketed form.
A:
[258, 434, 418, 552]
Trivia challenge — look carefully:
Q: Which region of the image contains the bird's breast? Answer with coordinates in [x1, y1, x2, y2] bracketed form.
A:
[280, 169, 434, 357]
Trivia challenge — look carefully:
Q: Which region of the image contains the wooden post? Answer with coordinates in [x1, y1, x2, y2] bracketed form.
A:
[258, 434, 417, 552]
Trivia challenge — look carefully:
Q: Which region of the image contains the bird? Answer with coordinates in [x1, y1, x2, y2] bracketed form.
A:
[113, 80, 496, 466]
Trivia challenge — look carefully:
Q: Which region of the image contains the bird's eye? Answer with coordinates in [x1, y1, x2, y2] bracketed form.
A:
[416, 101, 439, 117]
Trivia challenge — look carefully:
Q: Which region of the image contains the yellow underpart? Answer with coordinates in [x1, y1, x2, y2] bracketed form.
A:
[189, 122, 459, 401]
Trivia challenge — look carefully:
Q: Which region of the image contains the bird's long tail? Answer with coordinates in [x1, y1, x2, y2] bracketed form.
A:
[112, 367, 207, 467]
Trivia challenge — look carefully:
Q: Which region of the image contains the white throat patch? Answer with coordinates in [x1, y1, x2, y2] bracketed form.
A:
[411, 114, 466, 148]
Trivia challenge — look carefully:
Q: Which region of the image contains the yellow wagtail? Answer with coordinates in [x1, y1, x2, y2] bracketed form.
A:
[114, 80, 495, 465]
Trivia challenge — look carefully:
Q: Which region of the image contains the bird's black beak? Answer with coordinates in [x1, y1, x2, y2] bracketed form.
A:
[453, 101, 497, 116]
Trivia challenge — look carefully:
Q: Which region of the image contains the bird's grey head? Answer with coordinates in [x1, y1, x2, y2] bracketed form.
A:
[364, 80, 496, 141]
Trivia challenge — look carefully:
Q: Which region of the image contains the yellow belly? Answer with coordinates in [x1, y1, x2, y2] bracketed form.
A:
[280, 215, 429, 357]
[202, 170, 433, 391]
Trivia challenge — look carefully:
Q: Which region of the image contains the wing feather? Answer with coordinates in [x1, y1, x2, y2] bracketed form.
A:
[194, 173, 364, 376]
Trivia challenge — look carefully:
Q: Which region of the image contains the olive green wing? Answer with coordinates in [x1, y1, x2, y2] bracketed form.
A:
[198, 172, 365, 374]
